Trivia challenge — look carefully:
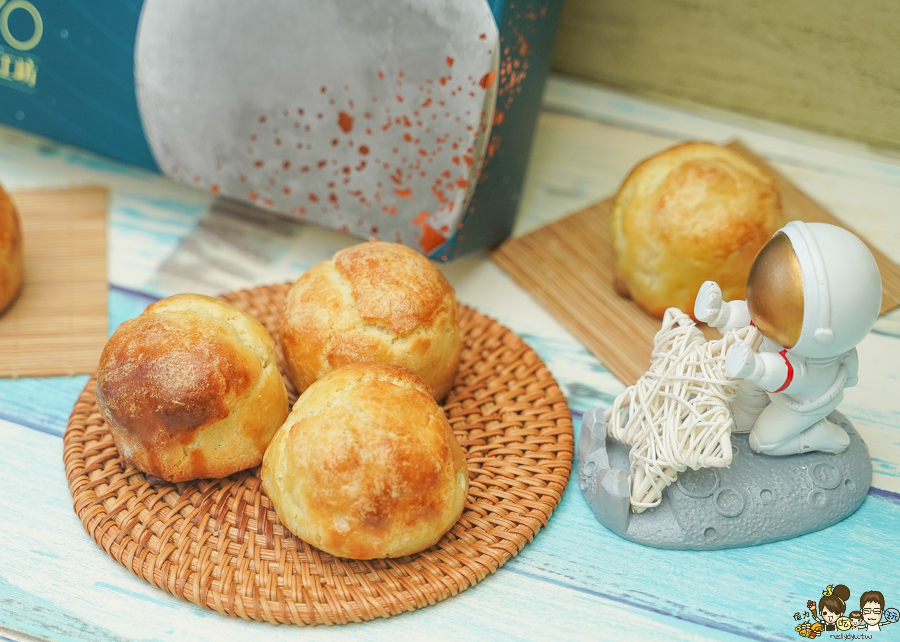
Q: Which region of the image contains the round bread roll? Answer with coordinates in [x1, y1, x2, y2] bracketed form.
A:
[261, 363, 468, 560]
[97, 293, 289, 482]
[282, 241, 459, 399]
[0, 183, 23, 314]
[611, 142, 785, 319]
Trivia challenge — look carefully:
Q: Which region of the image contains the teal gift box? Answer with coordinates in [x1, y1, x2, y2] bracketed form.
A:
[0, 0, 561, 260]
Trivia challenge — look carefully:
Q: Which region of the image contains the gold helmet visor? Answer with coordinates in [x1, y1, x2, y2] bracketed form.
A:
[746, 232, 804, 349]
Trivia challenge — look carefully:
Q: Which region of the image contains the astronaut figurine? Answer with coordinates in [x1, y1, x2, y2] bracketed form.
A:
[694, 221, 882, 457]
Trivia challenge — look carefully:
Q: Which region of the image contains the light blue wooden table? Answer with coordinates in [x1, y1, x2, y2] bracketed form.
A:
[2, 77, 900, 641]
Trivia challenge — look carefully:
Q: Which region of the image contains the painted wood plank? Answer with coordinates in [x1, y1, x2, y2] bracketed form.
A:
[109, 194, 208, 291]
[506, 475, 900, 641]
[5, 409, 900, 642]
[843, 332, 900, 487]
[513, 109, 678, 237]
[542, 76, 900, 183]
[1, 72, 899, 642]
[0, 374, 89, 437]
[0, 419, 763, 642]
[540, 77, 900, 266]
[142, 199, 357, 298]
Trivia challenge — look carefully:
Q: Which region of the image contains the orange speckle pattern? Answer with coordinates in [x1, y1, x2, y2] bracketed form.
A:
[195, 22, 504, 256]
[418, 222, 448, 253]
[338, 112, 354, 133]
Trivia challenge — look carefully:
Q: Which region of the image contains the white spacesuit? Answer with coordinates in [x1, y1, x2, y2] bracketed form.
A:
[694, 221, 882, 456]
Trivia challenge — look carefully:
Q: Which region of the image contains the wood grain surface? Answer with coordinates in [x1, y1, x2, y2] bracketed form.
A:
[0, 187, 108, 377]
[552, 0, 900, 151]
[3, 79, 900, 642]
[491, 141, 900, 386]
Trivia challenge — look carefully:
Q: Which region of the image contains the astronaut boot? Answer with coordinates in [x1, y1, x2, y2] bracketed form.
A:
[730, 382, 770, 433]
[749, 418, 850, 456]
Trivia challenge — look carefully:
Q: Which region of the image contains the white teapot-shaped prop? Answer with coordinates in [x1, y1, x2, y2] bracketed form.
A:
[695, 221, 882, 456]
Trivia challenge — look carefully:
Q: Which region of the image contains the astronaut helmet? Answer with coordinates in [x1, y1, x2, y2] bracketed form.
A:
[745, 221, 881, 358]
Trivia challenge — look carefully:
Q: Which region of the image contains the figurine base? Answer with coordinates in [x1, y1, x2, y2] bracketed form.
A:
[577, 408, 872, 550]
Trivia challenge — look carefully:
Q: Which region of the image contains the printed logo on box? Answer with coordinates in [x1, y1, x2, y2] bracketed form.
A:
[792, 584, 898, 637]
[0, 0, 41, 92]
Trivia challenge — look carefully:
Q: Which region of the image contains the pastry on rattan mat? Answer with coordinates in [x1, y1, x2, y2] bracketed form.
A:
[64, 282, 573, 625]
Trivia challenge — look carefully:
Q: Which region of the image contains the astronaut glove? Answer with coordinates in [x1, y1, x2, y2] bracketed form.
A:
[725, 340, 758, 380]
[694, 281, 724, 325]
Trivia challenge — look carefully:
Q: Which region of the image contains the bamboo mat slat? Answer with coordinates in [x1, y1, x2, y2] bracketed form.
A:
[491, 141, 900, 386]
[0, 187, 109, 377]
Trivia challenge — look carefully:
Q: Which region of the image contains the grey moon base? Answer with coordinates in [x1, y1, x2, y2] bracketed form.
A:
[577, 408, 872, 550]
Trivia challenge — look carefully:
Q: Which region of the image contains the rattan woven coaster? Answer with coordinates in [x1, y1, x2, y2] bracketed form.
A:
[63, 283, 573, 625]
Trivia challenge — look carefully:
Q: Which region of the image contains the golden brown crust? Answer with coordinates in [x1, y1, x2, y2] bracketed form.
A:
[97, 293, 289, 482]
[282, 241, 460, 399]
[0, 184, 24, 314]
[611, 142, 785, 319]
[334, 242, 453, 334]
[261, 363, 467, 560]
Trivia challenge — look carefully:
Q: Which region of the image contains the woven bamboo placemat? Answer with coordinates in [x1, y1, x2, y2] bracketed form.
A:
[0, 187, 108, 377]
[63, 283, 573, 625]
[491, 141, 900, 386]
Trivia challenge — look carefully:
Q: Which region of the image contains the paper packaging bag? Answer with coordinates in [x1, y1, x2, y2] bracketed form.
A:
[0, 0, 563, 260]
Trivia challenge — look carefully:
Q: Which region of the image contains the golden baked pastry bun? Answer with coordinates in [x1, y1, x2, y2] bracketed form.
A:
[97, 293, 289, 482]
[281, 241, 459, 400]
[0, 183, 23, 314]
[261, 362, 468, 560]
[611, 142, 785, 319]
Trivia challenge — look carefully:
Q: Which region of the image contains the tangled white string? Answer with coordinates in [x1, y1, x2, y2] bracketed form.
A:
[605, 308, 759, 513]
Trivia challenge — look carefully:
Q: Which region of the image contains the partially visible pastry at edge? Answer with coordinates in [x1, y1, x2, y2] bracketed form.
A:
[0, 183, 23, 314]
[611, 142, 785, 319]
[261, 362, 469, 560]
[281, 241, 460, 400]
[97, 293, 289, 482]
